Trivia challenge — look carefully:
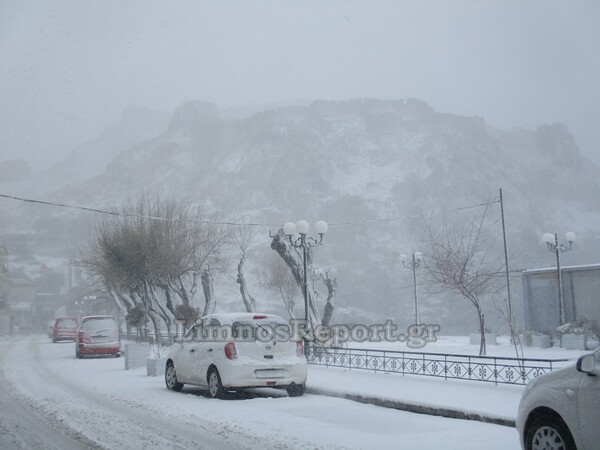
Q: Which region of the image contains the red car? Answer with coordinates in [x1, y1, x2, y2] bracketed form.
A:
[52, 317, 79, 343]
[76, 315, 121, 358]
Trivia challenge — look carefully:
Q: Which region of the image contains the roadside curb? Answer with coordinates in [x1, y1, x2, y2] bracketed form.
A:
[306, 386, 516, 428]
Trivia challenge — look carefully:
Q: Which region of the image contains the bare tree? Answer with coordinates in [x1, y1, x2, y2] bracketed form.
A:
[201, 268, 216, 316]
[270, 229, 337, 327]
[256, 252, 300, 319]
[232, 221, 259, 312]
[421, 204, 502, 356]
[319, 269, 337, 327]
[492, 298, 524, 359]
[270, 229, 320, 324]
[79, 193, 229, 338]
[142, 195, 230, 312]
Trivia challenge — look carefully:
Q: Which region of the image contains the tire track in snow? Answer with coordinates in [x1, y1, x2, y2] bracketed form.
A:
[0, 338, 100, 450]
[8, 337, 302, 450]
[25, 337, 244, 449]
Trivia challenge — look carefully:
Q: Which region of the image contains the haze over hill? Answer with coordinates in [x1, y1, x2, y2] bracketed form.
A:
[1, 98, 599, 330]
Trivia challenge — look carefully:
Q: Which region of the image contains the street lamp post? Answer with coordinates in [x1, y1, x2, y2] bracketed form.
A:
[542, 232, 576, 325]
[282, 220, 328, 327]
[74, 300, 82, 320]
[401, 252, 422, 324]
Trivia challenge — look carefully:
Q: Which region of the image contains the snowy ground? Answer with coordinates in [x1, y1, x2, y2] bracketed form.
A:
[308, 334, 587, 423]
[0, 335, 588, 449]
[347, 334, 588, 360]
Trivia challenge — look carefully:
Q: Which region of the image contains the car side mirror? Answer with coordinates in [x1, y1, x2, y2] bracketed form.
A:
[577, 353, 598, 376]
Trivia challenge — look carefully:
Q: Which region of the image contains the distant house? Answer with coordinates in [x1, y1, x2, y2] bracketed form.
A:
[6, 276, 37, 333]
[522, 264, 600, 333]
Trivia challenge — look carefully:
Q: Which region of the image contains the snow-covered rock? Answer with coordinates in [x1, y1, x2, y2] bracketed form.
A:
[3, 98, 600, 330]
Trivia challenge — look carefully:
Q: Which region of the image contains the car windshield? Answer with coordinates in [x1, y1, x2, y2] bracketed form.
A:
[81, 318, 117, 332]
[57, 319, 77, 328]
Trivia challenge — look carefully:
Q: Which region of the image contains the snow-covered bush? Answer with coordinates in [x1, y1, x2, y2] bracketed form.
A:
[556, 317, 599, 339]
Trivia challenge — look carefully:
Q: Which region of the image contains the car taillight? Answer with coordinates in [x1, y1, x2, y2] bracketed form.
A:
[78, 331, 90, 343]
[296, 340, 304, 357]
[224, 342, 238, 360]
[253, 315, 267, 319]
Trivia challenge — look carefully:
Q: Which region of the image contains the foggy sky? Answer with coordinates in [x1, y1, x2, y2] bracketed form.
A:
[1, 0, 599, 170]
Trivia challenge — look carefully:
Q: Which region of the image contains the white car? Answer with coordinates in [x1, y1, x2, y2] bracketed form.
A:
[165, 313, 307, 398]
[516, 346, 600, 450]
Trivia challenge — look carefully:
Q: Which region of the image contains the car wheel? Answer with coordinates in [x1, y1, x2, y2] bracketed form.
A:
[165, 362, 183, 392]
[286, 383, 305, 397]
[208, 367, 225, 399]
[525, 413, 576, 450]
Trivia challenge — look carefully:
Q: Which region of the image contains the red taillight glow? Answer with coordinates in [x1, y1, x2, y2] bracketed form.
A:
[296, 340, 304, 357]
[253, 315, 267, 320]
[78, 331, 89, 344]
[224, 342, 238, 360]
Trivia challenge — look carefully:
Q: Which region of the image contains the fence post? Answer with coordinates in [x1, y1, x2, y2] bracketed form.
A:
[468, 355, 472, 380]
[444, 354, 447, 380]
[494, 357, 498, 385]
[402, 352, 405, 376]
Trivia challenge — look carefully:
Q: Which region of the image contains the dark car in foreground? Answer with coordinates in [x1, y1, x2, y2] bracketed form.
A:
[517, 346, 600, 450]
[52, 317, 79, 343]
[76, 315, 121, 358]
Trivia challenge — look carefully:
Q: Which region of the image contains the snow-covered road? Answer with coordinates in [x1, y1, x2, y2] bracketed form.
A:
[0, 339, 100, 449]
[0, 336, 520, 449]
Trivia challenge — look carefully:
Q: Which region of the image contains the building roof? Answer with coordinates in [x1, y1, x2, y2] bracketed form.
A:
[523, 263, 600, 275]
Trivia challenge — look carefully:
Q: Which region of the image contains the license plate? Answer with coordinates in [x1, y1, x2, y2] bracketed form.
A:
[255, 369, 287, 379]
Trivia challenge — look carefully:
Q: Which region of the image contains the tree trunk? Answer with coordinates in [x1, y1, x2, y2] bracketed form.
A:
[237, 253, 256, 312]
[279, 286, 296, 319]
[321, 272, 337, 327]
[271, 229, 321, 325]
[153, 297, 173, 337]
[201, 270, 216, 316]
[108, 289, 132, 316]
[147, 308, 161, 344]
[160, 284, 176, 317]
[477, 308, 486, 356]
[170, 276, 192, 307]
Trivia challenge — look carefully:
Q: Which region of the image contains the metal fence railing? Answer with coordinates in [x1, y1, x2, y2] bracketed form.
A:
[307, 346, 570, 385]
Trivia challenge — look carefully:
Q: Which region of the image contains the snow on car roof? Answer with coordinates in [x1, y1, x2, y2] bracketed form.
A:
[200, 312, 285, 325]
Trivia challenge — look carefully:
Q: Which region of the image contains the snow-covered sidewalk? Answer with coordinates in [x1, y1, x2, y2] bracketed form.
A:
[307, 365, 524, 425]
[304, 336, 588, 425]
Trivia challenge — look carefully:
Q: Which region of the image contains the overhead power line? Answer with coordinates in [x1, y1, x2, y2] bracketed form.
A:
[0, 193, 277, 227]
[0, 192, 500, 228]
[328, 200, 500, 226]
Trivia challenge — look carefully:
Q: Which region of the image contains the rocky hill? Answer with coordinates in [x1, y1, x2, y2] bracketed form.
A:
[2, 98, 599, 329]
